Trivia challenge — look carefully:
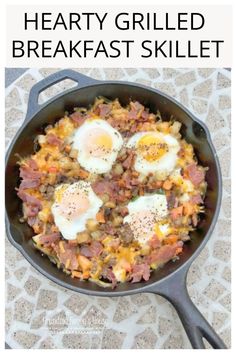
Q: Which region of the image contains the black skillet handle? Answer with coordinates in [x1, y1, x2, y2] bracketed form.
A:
[148, 266, 227, 349]
[25, 69, 98, 121]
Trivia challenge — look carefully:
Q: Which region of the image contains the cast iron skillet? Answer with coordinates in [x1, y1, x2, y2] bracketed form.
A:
[5, 69, 226, 349]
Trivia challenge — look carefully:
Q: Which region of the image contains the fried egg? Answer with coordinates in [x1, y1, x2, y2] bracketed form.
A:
[123, 194, 168, 244]
[51, 181, 103, 240]
[70, 119, 123, 174]
[126, 131, 180, 179]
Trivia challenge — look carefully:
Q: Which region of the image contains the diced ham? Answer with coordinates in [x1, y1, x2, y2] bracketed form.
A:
[70, 112, 87, 126]
[130, 178, 139, 186]
[23, 204, 41, 217]
[80, 245, 93, 258]
[131, 101, 144, 112]
[119, 206, 129, 217]
[17, 190, 42, 208]
[46, 133, 63, 147]
[69, 257, 79, 270]
[135, 101, 144, 110]
[106, 269, 117, 288]
[20, 166, 43, 180]
[103, 223, 116, 235]
[102, 268, 117, 288]
[130, 122, 139, 133]
[170, 206, 183, 221]
[120, 172, 132, 189]
[98, 104, 112, 117]
[131, 263, 151, 283]
[27, 216, 37, 226]
[90, 240, 103, 256]
[148, 235, 161, 249]
[19, 160, 41, 201]
[185, 164, 205, 186]
[92, 180, 118, 199]
[191, 194, 203, 204]
[53, 242, 78, 270]
[141, 110, 149, 120]
[128, 109, 138, 120]
[19, 179, 41, 189]
[122, 151, 135, 169]
[147, 242, 183, 265]
[92, 181, 109, 194]
[80, 241, 103, 258]
[39, 232, 61, 245]
[27, 158, 38, 170]
[128, 101, 144, 120]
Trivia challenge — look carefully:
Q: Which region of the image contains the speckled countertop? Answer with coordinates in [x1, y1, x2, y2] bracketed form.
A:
[5, 68, 231, 349]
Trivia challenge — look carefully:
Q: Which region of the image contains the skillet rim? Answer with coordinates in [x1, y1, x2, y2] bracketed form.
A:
[5, 79, 222, 296]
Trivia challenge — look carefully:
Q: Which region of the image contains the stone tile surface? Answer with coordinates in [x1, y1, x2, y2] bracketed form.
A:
[30, 311, 46, 330]
[14, 298, 34, 324]
[5, 68, 231, 349]
[38, 337, 56, 349]
[24, 275, 41, 296]
[101, 329, 126, 349]
[36, 289, 58, 310]
[132, 327, 157, 348]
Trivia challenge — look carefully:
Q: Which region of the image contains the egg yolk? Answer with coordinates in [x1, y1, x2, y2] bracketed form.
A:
[137, 134, 168, 162]
[85, 128, 113, 157]
[57, 187, 90, 221]
[154, 222, 170, 240]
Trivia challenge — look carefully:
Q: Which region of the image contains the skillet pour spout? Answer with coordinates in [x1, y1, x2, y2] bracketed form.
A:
[5, 69, 226, 349]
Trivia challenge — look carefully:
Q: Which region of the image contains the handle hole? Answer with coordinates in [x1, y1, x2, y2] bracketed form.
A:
[38, 79, 77, 105]
[203, 337, 213, 349]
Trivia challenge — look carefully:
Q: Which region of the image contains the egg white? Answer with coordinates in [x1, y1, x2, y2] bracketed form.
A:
[126, 131, 180, 179]
[71, 119, 123, 174]
[51, 181, 103, 240]
[123, 194, 168, 244]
